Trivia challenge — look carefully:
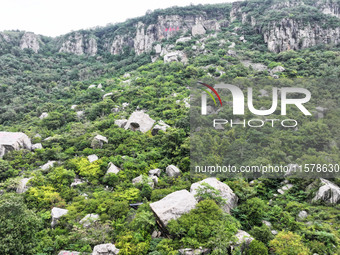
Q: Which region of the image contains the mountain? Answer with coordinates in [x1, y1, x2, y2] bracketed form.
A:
[0, 0, 339, 255]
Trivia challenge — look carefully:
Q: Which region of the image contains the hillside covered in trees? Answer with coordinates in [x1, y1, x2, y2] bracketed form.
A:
[0, 0, 339, 254]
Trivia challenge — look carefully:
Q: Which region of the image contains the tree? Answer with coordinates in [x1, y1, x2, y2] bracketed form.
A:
[269, 231, 310, 255]
[0, 194, 42, 254]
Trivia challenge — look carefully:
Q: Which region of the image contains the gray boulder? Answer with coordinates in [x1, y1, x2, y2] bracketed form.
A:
[164, 51, 188, 64]
[150, 190, 197, 226]
[103, 92, 113, 99]
[114, 119, 127, 128]
[132, 175, 154, 189]
[232, 230, 254, 252]
[58, 251, 80, 255]
[92, 243, 119, 255]
[71, 105, 77, 110]
[277, 184, 293, 195]
[0, 132, 32, 157]
[39, 112, 49, 119]
[176, 37, 192, 44]
[41, 161, 56, 171]
[16, 177, 32, 193]
[70, 178, 85, 187]
[124, 111, 155, 133]
[32, 143, 43, 150]
[152, 120, 170, 135]
[312, 178, 340, 204]
[166, 165, 181, 178]
[107, 162, 120, 175]
[190, 178, 238, 214]
[51, 207, 68, 228]
[297, 210, 308, 221]
[80, 213, 100, 228]
[149, 168, 161, 177]
[91, 135, 108, 149]
[178, 248, 210, 255]
[88, 154, 98, 163]
[271, 66, 285, 73]
[154, 44, 162, 54]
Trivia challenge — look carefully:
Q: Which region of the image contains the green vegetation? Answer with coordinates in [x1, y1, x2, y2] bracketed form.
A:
[0, 0, 339, 254]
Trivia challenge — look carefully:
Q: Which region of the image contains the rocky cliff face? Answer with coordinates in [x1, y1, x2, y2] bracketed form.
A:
[59, 32, 97, 56]
[108, 15, 228, 56]
[20, 32, 41, 53]
[262, 18, 340, 53]
[316, 0, 340, 18]
[230, 0, 340, 53]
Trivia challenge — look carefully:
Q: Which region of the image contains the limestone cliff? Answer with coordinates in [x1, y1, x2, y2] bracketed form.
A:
[230, 0, 340, 53]
[20, 32, 41, 53]
[59, 32, 98, 56]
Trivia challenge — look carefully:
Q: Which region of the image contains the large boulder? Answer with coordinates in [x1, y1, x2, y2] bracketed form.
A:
[312, 178, 340, 204]
[91, 135, 108, 149]
[150, 190, 197, 226]
[16, 177, 32, 194]
[51, 207, 68, 228]
[190, 178, 238, 214]
[80, 213, 100, 228]
[124, 111, 155, 133]
[166, 165, 181, 178]
[297, 210, 308, 221]
[0, 132, 32, 157]
[92, 243, 119, 255]
[106, 162, 120, 175]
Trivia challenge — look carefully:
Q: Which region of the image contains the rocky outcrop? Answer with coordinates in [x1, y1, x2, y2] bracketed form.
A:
[109, 14, 227, 56]
[59, 32, 97, 56]
[124, 111, 155, 133]
[20, 32, 41, 53]
[312, 178, 340, 204]
[51, 207, 68, 228]
[92, 243, 119, 255]
[150, 190, 197, 226]
[230, 1, 340, 53]
[190, 177, 238, 214]
[262, 19, 340, 53]
[39, 112, 49, 119]
[315, 0, 340, 18]
[0, 132, 32, 158]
